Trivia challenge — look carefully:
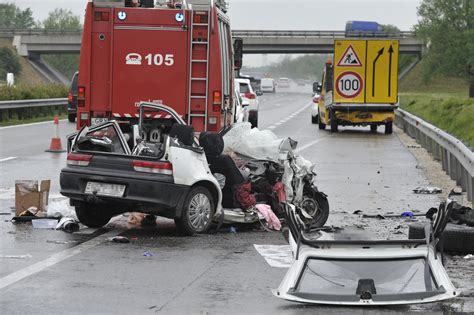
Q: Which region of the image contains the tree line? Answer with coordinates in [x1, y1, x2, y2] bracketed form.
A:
[0, 3, 81, 80]
[245, 0, 473, 97]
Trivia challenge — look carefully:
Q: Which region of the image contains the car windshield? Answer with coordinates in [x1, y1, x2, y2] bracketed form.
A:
[296, 257, 436, 296]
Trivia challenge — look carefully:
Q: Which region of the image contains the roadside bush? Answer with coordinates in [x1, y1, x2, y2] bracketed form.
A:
[0, 84, 68, 101]
[0, 47, 22, 80]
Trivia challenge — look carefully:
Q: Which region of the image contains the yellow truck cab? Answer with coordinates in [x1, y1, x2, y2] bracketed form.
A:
[315, 39, 399, 134]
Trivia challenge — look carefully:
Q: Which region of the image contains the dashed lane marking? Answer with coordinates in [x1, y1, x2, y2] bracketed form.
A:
[0, 157, 17, 163]
[266, 101, 312, 130]
[0, 227, 123, 290]
[295, 137, 329, 153]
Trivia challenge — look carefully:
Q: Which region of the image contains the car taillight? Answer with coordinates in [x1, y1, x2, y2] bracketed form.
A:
[67, 153, 92, 166]
[245, 92, 256, 100]
[133, 160, 173, 175]
[68, 92, 73, 103]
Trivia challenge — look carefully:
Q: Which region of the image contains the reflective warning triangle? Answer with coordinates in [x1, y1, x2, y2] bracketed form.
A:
[337, 45, 362, 67]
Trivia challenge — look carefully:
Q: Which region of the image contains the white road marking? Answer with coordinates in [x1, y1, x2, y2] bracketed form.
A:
[0, 228, 123, 290]
[295, 137, 329, 153]
[275, 122, 282, 126]
[268, 126, 276, 129]
[0, 157, 17, 162]
[0, 119, 68, 130]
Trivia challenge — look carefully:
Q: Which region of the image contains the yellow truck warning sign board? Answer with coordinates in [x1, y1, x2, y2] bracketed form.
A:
[333, 39, 399, 104]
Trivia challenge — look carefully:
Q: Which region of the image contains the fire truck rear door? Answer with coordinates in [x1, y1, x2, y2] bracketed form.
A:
[112, 26, 188, 118]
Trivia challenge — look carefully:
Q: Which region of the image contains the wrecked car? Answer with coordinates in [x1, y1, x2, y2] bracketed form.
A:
[60, 103, 329, 235]
[61, 103, 222, 235]
[273, 199, 459, 306]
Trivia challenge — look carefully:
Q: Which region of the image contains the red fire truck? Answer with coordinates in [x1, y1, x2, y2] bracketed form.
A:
[76, 0, 238, 132]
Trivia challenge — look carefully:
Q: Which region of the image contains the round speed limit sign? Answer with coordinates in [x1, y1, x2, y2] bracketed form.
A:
[336, 71, 363, 98]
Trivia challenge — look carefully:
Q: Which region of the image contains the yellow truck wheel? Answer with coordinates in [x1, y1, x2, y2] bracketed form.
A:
[385, 121, 393, 134]
[330, 110, 338, 133]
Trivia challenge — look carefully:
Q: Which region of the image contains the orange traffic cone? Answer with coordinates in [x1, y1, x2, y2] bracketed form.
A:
[46, 115, 66, 153]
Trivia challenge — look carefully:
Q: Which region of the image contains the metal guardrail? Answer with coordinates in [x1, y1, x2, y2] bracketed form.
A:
[395, 109, 474, 203]
[232, 30, 416, 39]
[0, 98, 67, 110]
[0, 29, 82, 36]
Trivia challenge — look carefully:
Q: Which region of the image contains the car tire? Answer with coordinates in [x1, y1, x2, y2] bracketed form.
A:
[311, 115, 318, 124]
[175, 186, 214, 235]
[318, 110, 326, 130]
[385, 121, 393, 134]
[409, 223, 474, 254]
[309, 191, 330, 228]
[75, 203, 113, 228]
[249, 113, 258, 128]
[68, 113, 76, 123]
[330, 111, 338, 133]
[370, 124, 377, 132]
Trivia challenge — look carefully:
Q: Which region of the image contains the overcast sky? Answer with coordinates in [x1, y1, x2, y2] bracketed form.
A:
[7, 0, 422, 66]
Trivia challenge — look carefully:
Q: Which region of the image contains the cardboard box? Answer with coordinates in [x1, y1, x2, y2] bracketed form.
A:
[15, 180, 50, 216]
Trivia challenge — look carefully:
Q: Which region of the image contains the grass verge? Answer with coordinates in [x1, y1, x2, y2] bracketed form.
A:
[400, 93, 474, 148]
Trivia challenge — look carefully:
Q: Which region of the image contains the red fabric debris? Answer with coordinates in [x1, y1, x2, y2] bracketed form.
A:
[235, 181, 256, 208]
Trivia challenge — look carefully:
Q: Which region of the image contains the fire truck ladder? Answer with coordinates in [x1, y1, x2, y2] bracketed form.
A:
[187, 8, 211, 130]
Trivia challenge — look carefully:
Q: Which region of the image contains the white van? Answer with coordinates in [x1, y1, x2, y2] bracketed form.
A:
[260, 78, 275, 93]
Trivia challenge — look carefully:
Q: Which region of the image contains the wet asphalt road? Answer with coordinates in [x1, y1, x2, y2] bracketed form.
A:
[0, 86, 472, 314]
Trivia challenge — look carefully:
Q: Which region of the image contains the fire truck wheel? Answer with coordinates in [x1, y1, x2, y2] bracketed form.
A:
[175, 186, 215, 235]
[75, 203, 113, 228]
[385, 121, 393, 134]
[68, 113, 76, 123]
[370, 124, 377, 132]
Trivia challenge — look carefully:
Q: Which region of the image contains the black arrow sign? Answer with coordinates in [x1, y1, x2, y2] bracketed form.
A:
[372, 47, 384, 97]
[388, 45, 394, 97]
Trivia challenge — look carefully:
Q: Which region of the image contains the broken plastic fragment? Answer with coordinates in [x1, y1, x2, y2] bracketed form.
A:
[413, 186, 442, 194]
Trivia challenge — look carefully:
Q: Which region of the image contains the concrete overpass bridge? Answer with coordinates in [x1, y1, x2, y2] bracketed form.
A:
[3, 29, 425, 57]
[1, 29, 425, 83]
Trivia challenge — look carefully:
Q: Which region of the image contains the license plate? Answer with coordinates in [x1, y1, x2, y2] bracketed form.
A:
[85, 182, 125, 197]
[356, 113, 373, 119]
[91, 117, 109, 126]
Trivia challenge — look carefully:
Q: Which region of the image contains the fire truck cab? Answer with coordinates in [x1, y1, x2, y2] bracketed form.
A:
[77, 0, 236, 133]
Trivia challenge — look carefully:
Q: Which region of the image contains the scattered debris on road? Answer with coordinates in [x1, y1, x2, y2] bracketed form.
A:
[15, 180, 50, 216]
[108, 236, 130, 243]
[55, 217, 80, 233]
[413, 186, 442, 194]
[32, 218, 58, 229]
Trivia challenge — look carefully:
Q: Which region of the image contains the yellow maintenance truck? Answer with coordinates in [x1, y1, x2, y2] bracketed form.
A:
[315, 39, 399, 134]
